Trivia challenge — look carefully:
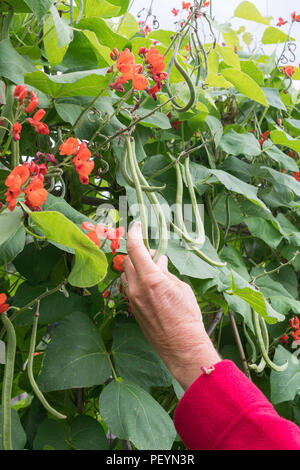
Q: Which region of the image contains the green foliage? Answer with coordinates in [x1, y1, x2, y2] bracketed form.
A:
[0, 0, 299, 452]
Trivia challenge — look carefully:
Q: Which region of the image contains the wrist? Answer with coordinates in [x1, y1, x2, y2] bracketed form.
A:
[171, 335, 221, 390]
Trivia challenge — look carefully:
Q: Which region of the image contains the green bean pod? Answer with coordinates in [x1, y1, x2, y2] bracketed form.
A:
[166, 35, 196, 113]
[27, 308, 67, 420]
[130, 139, 169, 261]
[121, 145, 166, 192]
[252, 310, 288, 372]
[242, 321, 257, 364]
[185, 156, 205, 248]
[125, 136, 150, 252]
[1, 313, 17, 450]
[205, 192, 220, 251]
[172, 161, 226, 267]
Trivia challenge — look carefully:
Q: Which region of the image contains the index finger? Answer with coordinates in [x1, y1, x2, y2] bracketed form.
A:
[126, 222, 160, 276]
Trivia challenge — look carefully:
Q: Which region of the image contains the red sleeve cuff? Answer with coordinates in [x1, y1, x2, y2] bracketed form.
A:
[173, 360, 300, 450]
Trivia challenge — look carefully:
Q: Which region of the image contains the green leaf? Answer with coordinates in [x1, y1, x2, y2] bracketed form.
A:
[262, 88, 287, 111]
[29, 211, 107, 288]
[13, 243, 62, 285]
[133, 109, 171, 130]
[205, 116, 223, 147]
[261, 166, 300, 198]
[0, 39, 35, 84]
[117, 12, 139, 37]
[13, 282, 88, 326]
[24, 70, 110, 98]
[270, 130, 300, 154]
[234, 1, 270, 25]
[43, 12, 69, 66]
[210, 169, 270, 212]
[33, 419, 69, 450]
[262, 27, 294, 44]
[264, 143, 298, 172]
[270, 346, 300, 404]
[70, 415, 108, 450]
[240, 60, 264, 86]
[112, 320, 172, 390]
[167, 238, 219, 279]
[231, 276, 284, 324]
[219, 130, 261, 157]
[216, 45, 240, 70]
[221, 68, 268, 106]
[23, 0, 55, 19]
[77, 17, 130, 51]
[0, 207, 24, 245]
[99, 381, 176, 450]
[42, 193, 92, 225]
[0, 408, 27, 450]
[0, 226, 26, 266]
[37, 312, 111, 391]
[244, 217, 283, 249]
[50, 5, 73, 47]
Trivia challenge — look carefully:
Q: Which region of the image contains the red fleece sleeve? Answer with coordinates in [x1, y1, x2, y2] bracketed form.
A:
[173, 360, 300, 450]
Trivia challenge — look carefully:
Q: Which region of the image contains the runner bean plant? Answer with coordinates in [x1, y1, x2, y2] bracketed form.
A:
[0, 0, 299, 451]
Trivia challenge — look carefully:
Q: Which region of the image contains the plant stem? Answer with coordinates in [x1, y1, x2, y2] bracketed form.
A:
[228, 310, 251, 379]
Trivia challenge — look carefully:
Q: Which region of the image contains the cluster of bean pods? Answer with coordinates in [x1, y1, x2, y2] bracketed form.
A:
[121, 135, 225, 268]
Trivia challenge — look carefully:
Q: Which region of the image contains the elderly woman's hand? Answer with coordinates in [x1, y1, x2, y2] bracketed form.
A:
[121, 222, 221, 390]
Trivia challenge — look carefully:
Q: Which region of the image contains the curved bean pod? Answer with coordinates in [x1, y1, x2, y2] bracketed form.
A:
[121, 145, 166, 193]
[252, 310, 288, 372]
[27, 307, 67, 420]
[125, 136, 150, 252]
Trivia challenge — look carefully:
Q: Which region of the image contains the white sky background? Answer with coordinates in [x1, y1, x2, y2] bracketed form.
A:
[129, 0, 300, 85]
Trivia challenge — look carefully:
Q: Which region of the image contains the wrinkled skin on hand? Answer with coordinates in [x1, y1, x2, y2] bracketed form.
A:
[121, 222, 221, 390]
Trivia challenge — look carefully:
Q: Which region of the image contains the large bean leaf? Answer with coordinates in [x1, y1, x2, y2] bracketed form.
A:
[37, 312, 112, 391]
[99, 381, 176, 450]
[29, 211, 107, 288]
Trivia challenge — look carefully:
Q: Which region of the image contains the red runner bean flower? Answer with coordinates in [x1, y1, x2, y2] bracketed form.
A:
[282, 66, 295, 77]
[24, 176, 48, 209]
[5, 164, 30, 211]
[259, 130, 270, 148]
[25, 90, 39, 114]
[12, 122, 22, 141]
[13, 85, 28, 104]
[59, 137, 79, 155]
[279, 334, 289, 344]
[182, 2, 191, 10]
[0, 294, 9, 313]
[172, 8, 179, 16]
[292, 171, 300, 182]
[277, 17, 288, 26]
[27, 109, 49, 135]
[112, 254, 126, 272]
[81, 222, 125, 254]
[291, 11, 300, 22]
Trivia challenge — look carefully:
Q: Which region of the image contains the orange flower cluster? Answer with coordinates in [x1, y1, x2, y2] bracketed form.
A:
[110, 48, 149, 92]
[0, 293, 9, 313]
[81, 221, 125, 255]
[282, 66, 295, 77]
[109, 47, 167, 100]
[59, 138, 94, 185]
[5, 163, 48, 211]
[280, 316, 300, 344]
[13, 85, 49, 138]
[144, 47, 167, 101]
